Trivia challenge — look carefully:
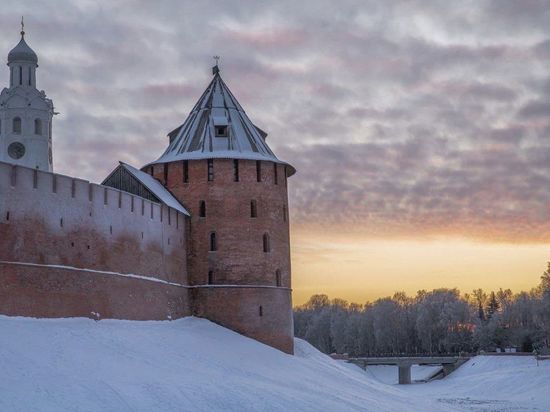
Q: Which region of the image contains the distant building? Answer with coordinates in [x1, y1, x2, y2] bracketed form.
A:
[0, 27, 296, 354]
[0, 25, 54, 171]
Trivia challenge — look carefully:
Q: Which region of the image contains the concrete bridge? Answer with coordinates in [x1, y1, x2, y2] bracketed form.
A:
[347, 356, 470, 384]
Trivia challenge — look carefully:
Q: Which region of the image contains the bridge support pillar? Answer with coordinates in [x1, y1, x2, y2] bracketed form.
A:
[443, 363, 454, 376]
[398, 364, 412, 384]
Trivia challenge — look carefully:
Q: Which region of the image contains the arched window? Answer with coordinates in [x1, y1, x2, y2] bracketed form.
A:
[19, 66, 22, 85]
[250, 200, 257, 218]
[276, 269, 282, 287]
[263, 233, 270, 253]
[34, 119, 42, 135]
[199, 201, 206, 218]
[13, 117, 21, 134]
[209, 232, 217, 252]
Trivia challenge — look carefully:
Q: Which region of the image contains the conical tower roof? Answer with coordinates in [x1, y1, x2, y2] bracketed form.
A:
[146, 66, 295, 176]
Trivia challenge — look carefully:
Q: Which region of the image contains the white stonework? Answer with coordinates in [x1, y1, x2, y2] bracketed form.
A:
[0, 30, 54, 172]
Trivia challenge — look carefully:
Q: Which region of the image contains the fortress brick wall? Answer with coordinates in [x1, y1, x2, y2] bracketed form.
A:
[151, 159, 291, 288]
[0, 161, 191, 320]
[150, 158, 294, 353]
[0, 159, 294, 354]
[192, 286, 294, 354]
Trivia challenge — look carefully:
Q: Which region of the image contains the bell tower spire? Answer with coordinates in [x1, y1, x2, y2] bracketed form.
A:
[0, 21, 55, 171]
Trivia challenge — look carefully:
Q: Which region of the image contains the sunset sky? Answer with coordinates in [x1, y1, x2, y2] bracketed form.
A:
[1, 1, 548, 305]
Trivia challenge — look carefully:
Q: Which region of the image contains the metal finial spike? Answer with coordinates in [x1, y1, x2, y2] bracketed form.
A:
[20, 16, 25, 37]
[212, 55, 220, 75]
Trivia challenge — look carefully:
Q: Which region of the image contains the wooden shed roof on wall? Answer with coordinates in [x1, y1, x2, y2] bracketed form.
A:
[102, 162, 190, 216]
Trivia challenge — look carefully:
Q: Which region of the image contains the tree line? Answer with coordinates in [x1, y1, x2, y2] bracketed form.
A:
[293, 263, 550, 356]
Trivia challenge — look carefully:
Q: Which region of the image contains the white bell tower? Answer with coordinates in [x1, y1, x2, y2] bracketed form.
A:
[0, 19, 54, 171]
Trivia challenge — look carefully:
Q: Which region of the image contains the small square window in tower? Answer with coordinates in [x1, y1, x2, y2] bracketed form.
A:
[213, 116, 229, 137]
[215, 125, 228, 137]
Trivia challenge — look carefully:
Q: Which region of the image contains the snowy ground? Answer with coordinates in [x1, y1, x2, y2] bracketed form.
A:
[400, 355, 550, 411]
[0, 316, 548, 411]
[343, 356, 550, 411]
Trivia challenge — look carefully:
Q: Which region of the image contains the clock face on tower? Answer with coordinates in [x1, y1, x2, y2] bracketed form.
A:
[8, 142, 26, 159]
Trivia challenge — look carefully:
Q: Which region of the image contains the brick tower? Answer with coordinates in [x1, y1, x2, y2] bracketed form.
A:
[144, 64, 296, 353]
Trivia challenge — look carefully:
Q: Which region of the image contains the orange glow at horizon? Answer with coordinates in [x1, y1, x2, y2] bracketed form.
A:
[290, 229, 550, 306]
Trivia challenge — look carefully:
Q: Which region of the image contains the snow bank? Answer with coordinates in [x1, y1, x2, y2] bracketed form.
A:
[0, 316, 445, 412]
[3, 315, 546, 411]
[399, 355, 550, 411]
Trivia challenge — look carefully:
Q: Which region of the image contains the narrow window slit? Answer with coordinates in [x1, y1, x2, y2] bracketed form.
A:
[263, 233, 270, 253]
[199, 201, 206, 218]
[209, 232, 217, 252]
[256, 161, 261, 182]
[183, 160, 189, 183]
[250, 200, 257, 218]
[233, 159, 239, 182]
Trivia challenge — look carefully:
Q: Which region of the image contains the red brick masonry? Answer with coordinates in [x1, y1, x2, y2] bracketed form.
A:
[0, 161, 294, 354]
[0, 262, 191, 320]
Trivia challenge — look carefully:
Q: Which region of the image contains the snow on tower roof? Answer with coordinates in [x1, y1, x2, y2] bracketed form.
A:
[145, 65, 296, 176]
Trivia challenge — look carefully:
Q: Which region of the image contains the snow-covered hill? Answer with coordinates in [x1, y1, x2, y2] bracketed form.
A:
[1, 316, 548, 411]
[0, 316, 444, 412]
